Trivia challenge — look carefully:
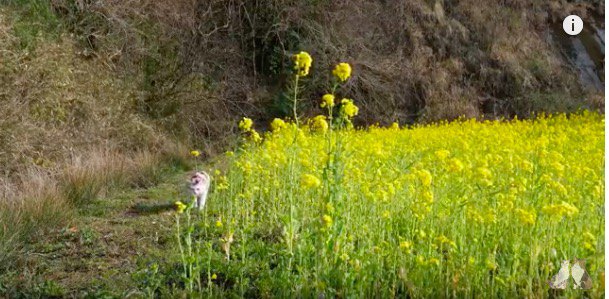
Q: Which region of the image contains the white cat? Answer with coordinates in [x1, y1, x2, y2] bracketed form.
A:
[189, 171, 210, 210]
[548, 260, 570, 289]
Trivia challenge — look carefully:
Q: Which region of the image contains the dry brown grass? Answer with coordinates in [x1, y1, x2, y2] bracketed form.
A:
[57, 0, 594, 129]
[0, 7, 192, 270]
[0, 145, 190, 270]
[31, 0, 596, 136]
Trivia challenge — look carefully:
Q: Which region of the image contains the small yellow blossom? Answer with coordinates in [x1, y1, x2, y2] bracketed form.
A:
[435, 235, 456, 248]
[399, 241, 412, 250]
[515, 208, 536, 225]
[301, 174, 321, 189]
[416, 255, 426, 266]
[476, 167, 493, 180]
[311, 115, 329, 133]
[270, 118, 287, 132]
[541, 201, 579, 217]
[428, 258, 440, 266]
[417, 169, 433, 187]
[211, 273, 217, 280]
[434, 150, 450, 159]
[332, 62, 352, 82]
[584, 242, 596, 253]
[340, 98, 359, 118]
[293, 51, 312, 77]
[448, 158, 464, 172]
[322, 214, 333, 228]
[320, 94, 335, 108]
[174, 201, 187, 214]
[485, 257, 497, 270]
[421, 190, 434, 203]
[468, 257, 476, 266]
[250, 130, 262, 143]
[190, 150, 201, 157]
[239, 117, 253, 132]
[584, 231, 596, 242]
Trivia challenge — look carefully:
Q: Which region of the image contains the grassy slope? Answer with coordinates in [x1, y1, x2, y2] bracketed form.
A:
[0, 169, 186, 297]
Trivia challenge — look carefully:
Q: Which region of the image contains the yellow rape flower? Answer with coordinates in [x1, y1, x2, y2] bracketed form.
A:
[514, 208, 536, 225]
[322, 214, 333, 228]
[435, 235, 456, 248]
[270, 118, 287, 132]
[399, 241, 412, 250]
[485, 257, 497, 270]
[293, 51, 312, 77]
[434, 150, 450, 159]
[584, 242, 596, 253]
[320, 94, 335, 108]
[428, 258, 440, 266]
[239, 117, 253, 132]
[417, 169, 433, 187]
[174, 201, 187, 214]
[190, 150, 201, 157]
[448, 158, 464, 172]
[476, 167, 492, 179]
[311, 115, 329, 133]
[332, 62, 352, 82]
[301, 174, 321, 189]
[421, 190, 434, 203]
[250, 130, 262, 143]
[340, 98, 359, 118]
[542, 201, 579, 217]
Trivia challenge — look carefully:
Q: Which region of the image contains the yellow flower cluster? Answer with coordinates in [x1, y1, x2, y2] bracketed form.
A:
[293, 51, 312, 77]
[238, 117, 262, 143]
[301, 173, 321, 189]
[339, 98, 358, 118]
[332, 62, 352, 82]
[320, 94, 335, 108]
[239, 117, 253, 132]
[174, 201, 187, 214]
[270, 118, 287, 132]
[310, 115, 329, 133]
[541, 201, 579, 217]
[322, 214, 333, 228]
[514, 208, 536, 225]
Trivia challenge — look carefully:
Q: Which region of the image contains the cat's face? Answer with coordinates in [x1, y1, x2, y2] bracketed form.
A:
[190, 172, 209, 187]
[572, 258, 586, 267]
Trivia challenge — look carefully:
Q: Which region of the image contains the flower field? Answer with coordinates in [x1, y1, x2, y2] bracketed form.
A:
[172, 111, 604, 298]
[162, 55, 606, 298]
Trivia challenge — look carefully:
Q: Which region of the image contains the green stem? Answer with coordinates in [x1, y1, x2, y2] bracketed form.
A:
[176, 215, 187, 283]
[293, 75, 300, 126]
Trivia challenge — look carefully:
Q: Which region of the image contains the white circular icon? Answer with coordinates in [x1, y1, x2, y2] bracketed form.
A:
[563, 15, 583, 36]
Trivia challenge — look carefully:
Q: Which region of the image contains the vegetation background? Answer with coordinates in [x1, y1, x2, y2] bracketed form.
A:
[0, 0, 604, 296]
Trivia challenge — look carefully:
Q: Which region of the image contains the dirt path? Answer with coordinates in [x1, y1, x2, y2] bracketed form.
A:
[2, 173, 185, 297]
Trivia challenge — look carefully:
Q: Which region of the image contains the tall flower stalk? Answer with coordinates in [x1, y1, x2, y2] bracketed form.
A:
[291, 51, 312, 126]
